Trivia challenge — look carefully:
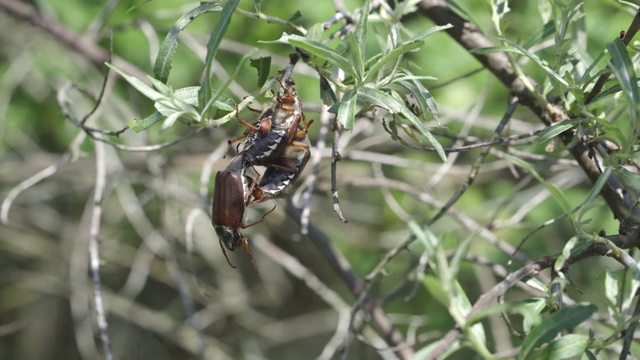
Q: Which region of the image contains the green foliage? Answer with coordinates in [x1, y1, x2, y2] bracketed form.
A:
[5, 0, 640, 359]
[518, 304, 596, 359]
[108, 0, 449, 160]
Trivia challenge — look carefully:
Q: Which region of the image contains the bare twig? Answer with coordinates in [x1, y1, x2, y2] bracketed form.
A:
[88, 138, 113, 360]
[331, 118, 349, 223]
[381, 118, 545, 154]
[298, 105, 332, 234]
[1, 151, 74, 225]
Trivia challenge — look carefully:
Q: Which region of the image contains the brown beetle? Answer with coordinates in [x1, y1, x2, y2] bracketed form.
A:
[211, 156, 273, 271]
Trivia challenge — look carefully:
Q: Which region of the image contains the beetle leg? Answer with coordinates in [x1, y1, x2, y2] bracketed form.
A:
[240, 235, 259, 273]
[242, 204, 277, 228]
[228, 112, 273, 146]
[300, 116, 314, 132]
[265, 158, 298, 173]
[287, 140, 310, 150]
[227, 119, 261, 145]
[245, 166, 262, 206]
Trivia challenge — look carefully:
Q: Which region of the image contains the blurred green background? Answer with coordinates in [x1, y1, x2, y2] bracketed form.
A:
[0, 0, 636, 359]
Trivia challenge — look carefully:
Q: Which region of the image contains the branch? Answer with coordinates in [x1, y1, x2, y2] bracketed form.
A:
[0, 0, 150, 84]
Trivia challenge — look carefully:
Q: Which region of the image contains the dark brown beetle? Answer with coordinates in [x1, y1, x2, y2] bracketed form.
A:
[211, 156, 273, 271]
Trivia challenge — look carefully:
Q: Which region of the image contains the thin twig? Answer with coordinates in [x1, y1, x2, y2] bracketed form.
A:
[1, 153, 72, 225]
[299, 105, 331, 234]
[331, 118, 349, 223]
[382, 118, 545, 154]
[88, 138, 113, 360]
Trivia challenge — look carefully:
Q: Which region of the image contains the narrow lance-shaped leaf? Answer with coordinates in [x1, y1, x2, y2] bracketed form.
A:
[537, 119, 581, 143]
[199, 0, 240, 115]
[392, 76, 439, 122]
[202, 49, 258, 119]
[173, 86, 234, 112]
[357, 86, 446, 161]
[128, 111, 164, 133]
[405, 23, 454, 43]
[505, 154, 573, 215]
[347, 32, 364, 83]
[262, 34, 357, 77]
[352, 0, 370, 81]
[337, 91, 357, 130]
[607, 37, 639, 128]
[498, 37, 569, 88]
[106, 63, 164, 101]
[153, 2, 222, 83]
[538, 334, 589, 360]
[319, 76, 338, 106]
[518, 303, 596, 360]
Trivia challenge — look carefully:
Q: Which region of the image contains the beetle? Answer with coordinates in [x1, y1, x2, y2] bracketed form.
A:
[232, 79, 310, 169]
[211, 155, 273, 271]
[249, 132, 311, 204]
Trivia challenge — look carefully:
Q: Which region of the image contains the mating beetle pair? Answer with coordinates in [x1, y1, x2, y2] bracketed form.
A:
[212, 79, 312, 271]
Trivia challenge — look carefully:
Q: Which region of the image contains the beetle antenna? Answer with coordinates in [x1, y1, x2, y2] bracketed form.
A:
[219, 239, 237, 269]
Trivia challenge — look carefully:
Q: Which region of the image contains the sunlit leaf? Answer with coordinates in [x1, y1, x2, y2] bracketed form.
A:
[498, 37, 569, 88]
[365, 24, 451, 83]
[537, 119, 581, 143]
[106, 63, 164, 101]
[262, 34, 356, 77]
[199, 0, 240, 115]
